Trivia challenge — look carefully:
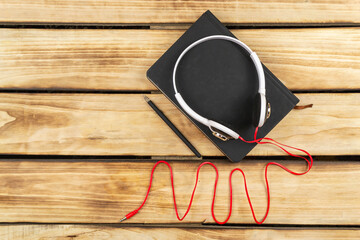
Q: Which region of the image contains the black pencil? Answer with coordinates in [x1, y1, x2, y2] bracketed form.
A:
[144, 95, 202, 158]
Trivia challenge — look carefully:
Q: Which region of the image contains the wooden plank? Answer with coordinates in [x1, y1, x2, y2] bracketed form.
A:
[0, 93, 357, 156]
[1, 28, 359, 91]
[0, 1, 359, 25]
[1, 225, 360, 240]
[0, 160, 358, 224]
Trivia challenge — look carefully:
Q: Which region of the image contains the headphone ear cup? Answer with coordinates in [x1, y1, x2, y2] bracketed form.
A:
[265, 99, 271, 123]
[252, 93, 262, 127]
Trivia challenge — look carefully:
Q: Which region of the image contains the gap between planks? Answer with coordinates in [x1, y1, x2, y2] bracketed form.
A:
[1, 224, 360, 240]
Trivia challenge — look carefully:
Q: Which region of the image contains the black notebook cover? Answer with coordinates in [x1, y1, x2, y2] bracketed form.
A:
[147, 10, 299, 162]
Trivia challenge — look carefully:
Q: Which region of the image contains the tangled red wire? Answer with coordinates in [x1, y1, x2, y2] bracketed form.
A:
[121, 127, 313, 224]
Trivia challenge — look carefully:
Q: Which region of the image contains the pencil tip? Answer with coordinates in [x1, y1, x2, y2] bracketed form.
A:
[143, 95, 150, 102]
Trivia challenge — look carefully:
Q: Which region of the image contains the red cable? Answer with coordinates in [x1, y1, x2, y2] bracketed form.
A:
[121, 127, 313, 224]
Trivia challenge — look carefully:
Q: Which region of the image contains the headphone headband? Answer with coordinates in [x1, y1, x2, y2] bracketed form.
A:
[173, 35, 267, 140]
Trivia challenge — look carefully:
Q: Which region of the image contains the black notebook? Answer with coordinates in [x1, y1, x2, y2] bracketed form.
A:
[147, 10, 299, 162]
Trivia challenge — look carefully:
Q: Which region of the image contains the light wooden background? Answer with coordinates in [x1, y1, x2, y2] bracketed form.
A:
[0, 1, 359, 239]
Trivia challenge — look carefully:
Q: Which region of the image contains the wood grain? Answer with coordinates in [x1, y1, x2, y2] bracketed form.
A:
[0, 160, 358, 224]
[0, 93, 358, 156]
[0, 1, 359, 24]
[1, 225, 360, 240]
[1, 28, 360, 91]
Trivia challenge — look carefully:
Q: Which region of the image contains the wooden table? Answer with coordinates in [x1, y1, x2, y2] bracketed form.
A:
[0, 1, 359, 239]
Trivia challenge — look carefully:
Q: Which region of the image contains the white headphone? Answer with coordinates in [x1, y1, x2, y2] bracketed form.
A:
[173, 35, 271, 141]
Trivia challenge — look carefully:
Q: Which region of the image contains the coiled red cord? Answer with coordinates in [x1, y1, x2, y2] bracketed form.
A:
[121, 127, 313, 224]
